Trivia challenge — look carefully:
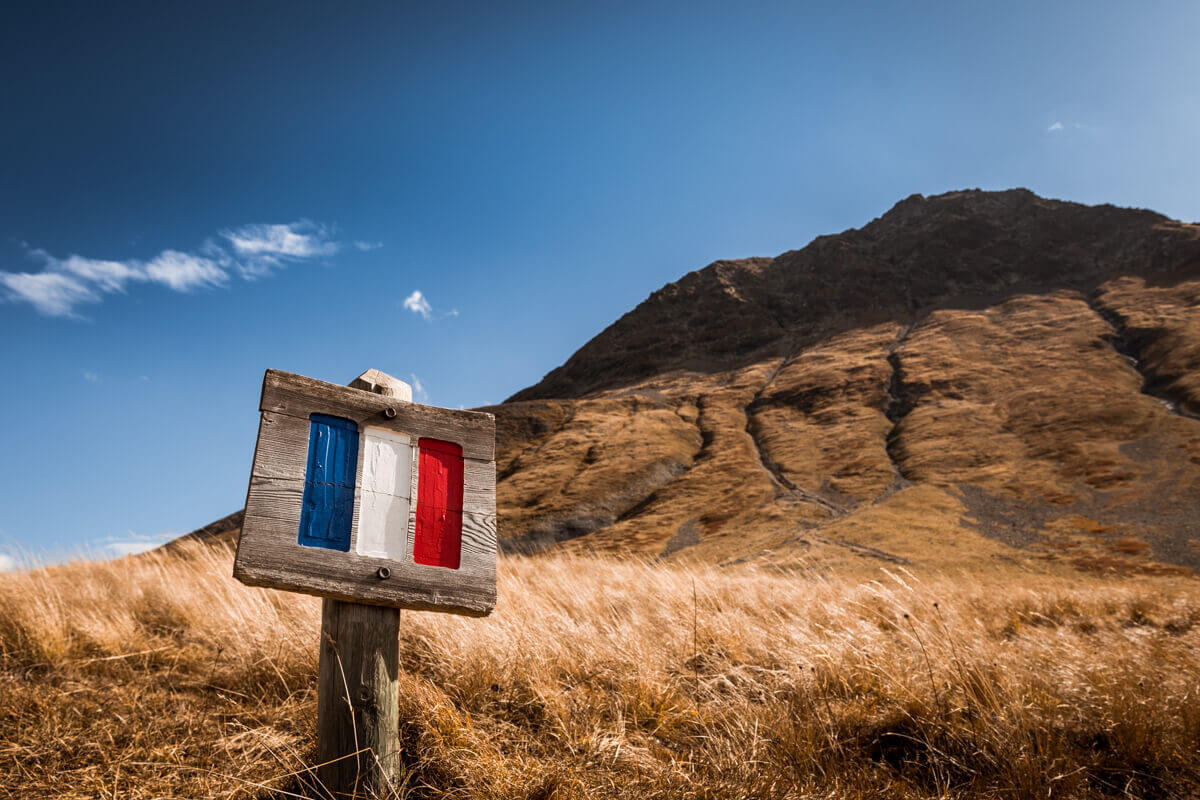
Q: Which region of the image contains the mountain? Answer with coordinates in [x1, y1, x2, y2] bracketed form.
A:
[181, 189, 1200, 577]
[486, 189, 1200, 575]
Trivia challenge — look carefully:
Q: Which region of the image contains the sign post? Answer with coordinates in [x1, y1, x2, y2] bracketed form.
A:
[317, 597, 401, 795]
[233, 368, 497, 798]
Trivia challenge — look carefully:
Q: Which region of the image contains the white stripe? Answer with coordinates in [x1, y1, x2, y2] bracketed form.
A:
[355, 427, 412, 559]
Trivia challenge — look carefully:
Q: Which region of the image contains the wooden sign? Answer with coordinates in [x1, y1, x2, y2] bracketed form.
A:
[233, 369, 497, 616]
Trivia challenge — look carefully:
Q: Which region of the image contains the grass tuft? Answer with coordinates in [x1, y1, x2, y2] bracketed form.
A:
[1, 542, 1198, 798]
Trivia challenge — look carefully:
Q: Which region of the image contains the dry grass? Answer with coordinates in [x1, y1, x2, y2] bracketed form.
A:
[1, 543, 1199, 799]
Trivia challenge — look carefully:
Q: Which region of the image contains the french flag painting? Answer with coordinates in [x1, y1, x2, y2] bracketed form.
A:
[297, 414, 463, 569]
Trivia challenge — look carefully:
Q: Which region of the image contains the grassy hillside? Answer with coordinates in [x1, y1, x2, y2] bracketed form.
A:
[488, 193, 1200, 569]
[2, 544, 1198, 799]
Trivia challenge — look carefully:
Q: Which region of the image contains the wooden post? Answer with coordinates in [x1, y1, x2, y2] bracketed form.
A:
[317, 599, 400, 797]
[316, 370, 411, 798]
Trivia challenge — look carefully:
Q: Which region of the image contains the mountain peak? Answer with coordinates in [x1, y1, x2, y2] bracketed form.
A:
[510, 189, 1198, 402]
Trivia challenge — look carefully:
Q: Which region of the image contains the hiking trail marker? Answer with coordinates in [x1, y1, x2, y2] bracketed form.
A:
[233, 368, 496, 797]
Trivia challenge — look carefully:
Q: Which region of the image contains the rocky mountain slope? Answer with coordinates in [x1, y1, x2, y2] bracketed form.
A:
[487, 189, 1200, 575]
[184, 189, 1200, 576]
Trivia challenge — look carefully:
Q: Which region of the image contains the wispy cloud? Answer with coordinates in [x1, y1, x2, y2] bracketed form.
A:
[1047, 120, 1083, 134]
[2, 220, 342, 317]
[103, 531, 174, 556]
[82, 370, 100, 383]
[0, 270, 98, 317]
[220, 220, 339, 278]
[50, 252, 143, 292]
[143, 250, 228, 291]
[402, 289, 433, 319]
[354, 240, 383, 252]
[410, 373, 429, 402]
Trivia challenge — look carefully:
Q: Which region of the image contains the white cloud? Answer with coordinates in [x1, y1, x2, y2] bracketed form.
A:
[410, 373, 429, 402]
[1047, 121, 1064, 132]
[51, 253, 143, 292]
[221, 221, 339, 278]
[0, 553, 16, 572]
[82, 370, 100, 383]
[354, 240, 383, 251]
[3, 219, 348, 317]
[104, 532, 174, 556]
[143, 250, 227, 291]
[403, 289, 433, 319]
[223, 221, 338, 258]
[106, 541, 159, 556]
[444, 308, 459, 318]
[0, 271, 98, 316]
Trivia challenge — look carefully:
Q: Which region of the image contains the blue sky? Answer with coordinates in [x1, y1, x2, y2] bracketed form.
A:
[1, 1, 1198, 563]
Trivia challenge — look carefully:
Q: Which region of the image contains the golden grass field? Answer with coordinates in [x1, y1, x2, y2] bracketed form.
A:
[1, 542, 1198, 799]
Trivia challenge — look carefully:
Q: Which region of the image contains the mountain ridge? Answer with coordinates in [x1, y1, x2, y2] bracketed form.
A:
[489, 188, 1200, 575]
[510, 188, 1199, 403]
[179, 188, 1200, 578]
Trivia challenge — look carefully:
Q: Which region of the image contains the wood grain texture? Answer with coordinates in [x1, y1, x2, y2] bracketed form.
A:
[317, 598, 400, 797]
[236, 505, 495, 613]
[245, 475, 496, 557]
[234, 368, 497, 615]
[247, 411, 312, 481]
[261, 369, 495, 461]
[463, 457, 497, 516]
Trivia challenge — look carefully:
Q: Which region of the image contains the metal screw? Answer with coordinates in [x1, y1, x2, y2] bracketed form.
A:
[376, 566, 391, 580]
[383, 407, 397, 419]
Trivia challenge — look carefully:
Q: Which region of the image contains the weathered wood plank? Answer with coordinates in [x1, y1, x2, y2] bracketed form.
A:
[460, 510, 498, 561]
[235, 368, 497, 614]
[462, 457, 497, 516]
[260, 369, 495, 461]
[251, 434, 493, 518]
[235, 511, 495, 614]
[249, 411, 312, 481]
[245, 474, 495, 562]
[252, 413, 494, 512]
[244, 474, 495, 552]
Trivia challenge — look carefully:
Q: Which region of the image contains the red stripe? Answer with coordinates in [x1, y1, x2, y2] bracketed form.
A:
[414, 438, 464, 569]
[419, 438, 464, 456]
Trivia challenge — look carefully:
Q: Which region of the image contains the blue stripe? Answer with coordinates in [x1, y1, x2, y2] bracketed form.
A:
[298, 414, 358, 551]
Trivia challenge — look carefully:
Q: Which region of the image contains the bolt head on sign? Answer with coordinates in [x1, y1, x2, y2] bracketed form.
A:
[233, 369, 497, 616]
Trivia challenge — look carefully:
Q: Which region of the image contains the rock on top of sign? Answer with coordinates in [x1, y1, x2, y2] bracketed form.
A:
[350, 369, 413, 401]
